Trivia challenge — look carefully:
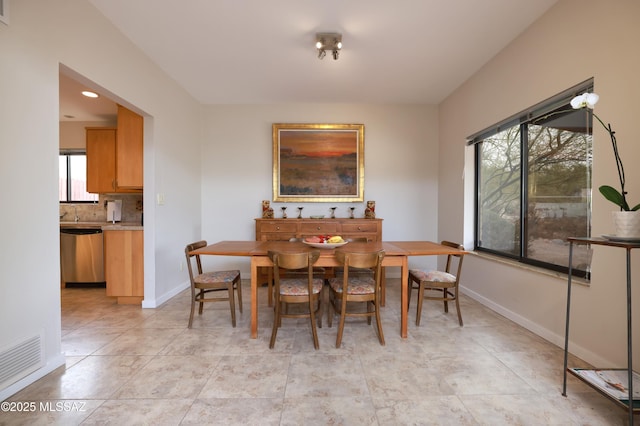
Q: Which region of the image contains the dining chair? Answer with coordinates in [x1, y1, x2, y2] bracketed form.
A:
[185, 240, 242, 328]
[288, 238, 327, 279]
[407, 241, 465, 326]
[327, 249, 386, 348]
[268, 250, 324, 349]
[332, 238, 390, 306]
[334, 237, 374, 275]
[265, 238, 326, 307]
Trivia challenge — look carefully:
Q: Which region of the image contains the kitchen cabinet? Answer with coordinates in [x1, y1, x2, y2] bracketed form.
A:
[116, 104, 143, 189]
[104, 229, 144, 304]
[85, 104, 143, 193]
[86, 127, 117, 193]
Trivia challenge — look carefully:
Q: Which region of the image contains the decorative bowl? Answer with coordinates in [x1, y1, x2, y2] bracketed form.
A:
[302, 241, 348, 249]
[309, 215, 325, 219]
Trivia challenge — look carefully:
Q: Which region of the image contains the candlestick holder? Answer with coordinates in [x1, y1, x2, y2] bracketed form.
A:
[330, 207, 337, 219]
[297, 207, 303, 219]
[281, 206, 287, 219]
[349, 207, 355, 219]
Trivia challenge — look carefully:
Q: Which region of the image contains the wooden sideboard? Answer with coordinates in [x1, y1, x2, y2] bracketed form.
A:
[255, 217, 385, 295]
[255, 218, 383, 242]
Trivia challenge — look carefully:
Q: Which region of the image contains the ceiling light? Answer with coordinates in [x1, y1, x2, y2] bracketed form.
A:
[81, 90, 99, 98]
[315, 32, 342, 60]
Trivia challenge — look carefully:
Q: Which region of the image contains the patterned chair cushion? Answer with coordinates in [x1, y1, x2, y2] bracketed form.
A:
[195, 270, 240, 284]
[328, 276, 376, 295]
[409, 269, 456, 283]
[279, 278, 324, 295]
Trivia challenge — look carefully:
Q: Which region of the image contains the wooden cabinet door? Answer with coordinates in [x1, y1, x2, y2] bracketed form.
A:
[86, 128, 116, 193]
[341, 220, 381, 241]
[104, 230, 144, 303]
[116, 105, 143, 189]
[299, 221, 339, 238]
[256, 220, 298, 241]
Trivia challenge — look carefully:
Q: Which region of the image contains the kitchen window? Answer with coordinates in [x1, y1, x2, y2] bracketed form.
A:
[470, 80, 594, 278]
[59, 150, 98, 203]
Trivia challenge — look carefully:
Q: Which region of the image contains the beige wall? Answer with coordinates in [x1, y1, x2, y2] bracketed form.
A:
[439, 0, 640, 367]
[199, 103, 441, 274]
[59, 121, 116, 149]
[0, 0, 203, 400]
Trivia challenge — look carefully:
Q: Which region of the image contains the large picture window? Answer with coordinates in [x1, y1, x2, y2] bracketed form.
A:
[471, 82, 594, 277]
[59, 151, 98, 203]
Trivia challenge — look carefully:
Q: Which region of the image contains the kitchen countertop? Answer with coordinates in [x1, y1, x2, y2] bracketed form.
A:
[60, 221, 143, 231]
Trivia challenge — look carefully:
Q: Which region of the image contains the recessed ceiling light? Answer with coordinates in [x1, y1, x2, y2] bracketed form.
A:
[81, 90, 99, 98]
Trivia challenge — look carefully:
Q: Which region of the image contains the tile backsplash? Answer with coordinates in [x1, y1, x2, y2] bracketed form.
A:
[60, 194, 143, 224]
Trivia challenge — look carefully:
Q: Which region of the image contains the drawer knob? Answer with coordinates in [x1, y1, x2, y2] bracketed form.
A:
[358, 226, 362, 230]
[276, 226, 280, 230]
[317, 226, 321, 230]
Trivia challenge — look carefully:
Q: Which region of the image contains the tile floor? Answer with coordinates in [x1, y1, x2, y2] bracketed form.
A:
[1, 279, 631, 425]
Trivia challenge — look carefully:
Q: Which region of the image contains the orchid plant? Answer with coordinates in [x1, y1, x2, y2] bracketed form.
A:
[570, 92, 640, 211]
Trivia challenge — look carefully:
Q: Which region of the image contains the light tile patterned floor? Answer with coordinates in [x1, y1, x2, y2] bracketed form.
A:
[1, 279, 629, 425]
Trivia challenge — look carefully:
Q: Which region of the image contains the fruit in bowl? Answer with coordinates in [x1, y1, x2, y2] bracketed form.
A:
[304, 235, 344, 244]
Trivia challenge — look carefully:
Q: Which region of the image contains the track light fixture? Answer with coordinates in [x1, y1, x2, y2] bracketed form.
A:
[315, 32, 342, 60]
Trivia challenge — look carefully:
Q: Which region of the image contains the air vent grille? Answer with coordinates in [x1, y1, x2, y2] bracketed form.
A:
[0, 334, 44, 389]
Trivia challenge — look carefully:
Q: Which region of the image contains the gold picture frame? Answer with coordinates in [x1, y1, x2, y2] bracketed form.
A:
[273, 123, 364, 202]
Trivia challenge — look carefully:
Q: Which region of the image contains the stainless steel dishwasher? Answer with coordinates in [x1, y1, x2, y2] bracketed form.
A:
[60, 227, 105, 286]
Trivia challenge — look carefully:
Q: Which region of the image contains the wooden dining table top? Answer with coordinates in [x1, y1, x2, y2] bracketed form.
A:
[191, 240, 466, 257]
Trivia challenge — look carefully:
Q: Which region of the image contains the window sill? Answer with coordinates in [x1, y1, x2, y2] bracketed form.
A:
[469, 251, 590, 286]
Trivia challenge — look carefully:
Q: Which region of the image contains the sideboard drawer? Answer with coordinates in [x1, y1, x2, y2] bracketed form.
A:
[342, 222, 379, 233]
[256, 218, 382, 243]
[300, 222, 339, 234]
[260, 233, 296, 241]
[259, 221, 298, 233]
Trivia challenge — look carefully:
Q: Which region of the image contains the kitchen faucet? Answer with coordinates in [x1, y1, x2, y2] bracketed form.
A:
[74, 206, 79, 223]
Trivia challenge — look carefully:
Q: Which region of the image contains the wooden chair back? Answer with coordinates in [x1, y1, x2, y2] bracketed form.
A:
[185, 240, 207, 280]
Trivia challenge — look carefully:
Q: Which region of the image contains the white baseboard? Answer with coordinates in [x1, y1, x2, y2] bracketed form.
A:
[141, 280, 190, 308]
[460, 285, 613, 367]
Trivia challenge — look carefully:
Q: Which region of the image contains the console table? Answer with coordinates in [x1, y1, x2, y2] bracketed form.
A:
[255, 217, 382, 242]
[562, 237, 640, 425]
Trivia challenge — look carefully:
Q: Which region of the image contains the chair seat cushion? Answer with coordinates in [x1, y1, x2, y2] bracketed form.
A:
[279, 278, 324, 295]
[409, 269, 456, 283]
[195, 270, 240, 284]
[328, 276, 375, 294]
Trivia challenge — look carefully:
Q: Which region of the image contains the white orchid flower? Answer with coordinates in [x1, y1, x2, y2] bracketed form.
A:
[571, 92, 599, 109]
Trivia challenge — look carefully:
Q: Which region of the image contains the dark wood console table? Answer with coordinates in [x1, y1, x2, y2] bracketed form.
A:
[562, 237, 640, 425]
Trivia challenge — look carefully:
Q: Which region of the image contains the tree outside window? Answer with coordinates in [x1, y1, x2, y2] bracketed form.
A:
[474, 85, 593, 277]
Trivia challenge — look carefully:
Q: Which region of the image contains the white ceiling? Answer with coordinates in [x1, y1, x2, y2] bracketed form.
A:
[60, 0, 558, 121]
[59, 72, 118, 122]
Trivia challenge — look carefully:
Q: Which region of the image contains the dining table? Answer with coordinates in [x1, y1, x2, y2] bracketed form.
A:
[191, 240, 466, 339]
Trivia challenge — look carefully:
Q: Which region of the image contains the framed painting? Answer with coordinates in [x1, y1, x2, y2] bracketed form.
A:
[272, 123, 364, 202]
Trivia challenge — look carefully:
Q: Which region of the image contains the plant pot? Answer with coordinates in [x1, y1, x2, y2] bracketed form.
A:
[611, 211, 640, 238]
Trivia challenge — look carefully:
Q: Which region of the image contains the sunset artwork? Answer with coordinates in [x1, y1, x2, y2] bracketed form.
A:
[273, 124, 364, 202]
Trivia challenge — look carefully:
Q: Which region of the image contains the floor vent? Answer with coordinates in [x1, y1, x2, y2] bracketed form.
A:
[0, 334, 44, 389]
